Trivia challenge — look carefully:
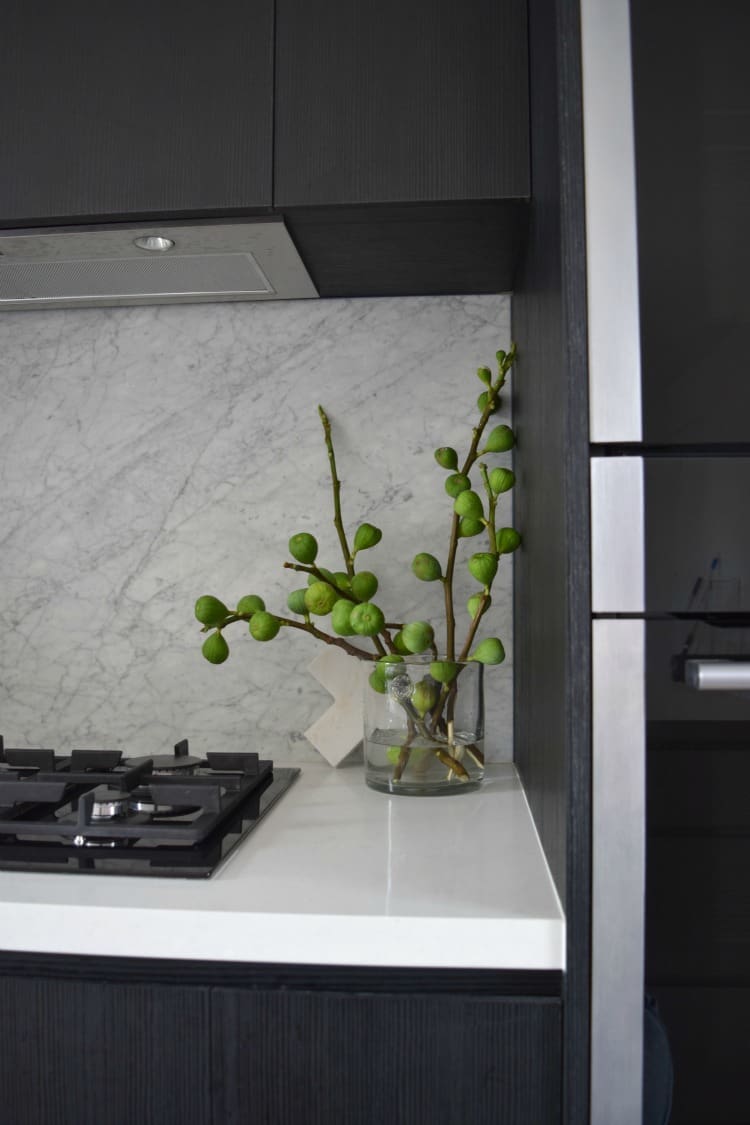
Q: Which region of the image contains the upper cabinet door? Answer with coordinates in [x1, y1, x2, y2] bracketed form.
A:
[0, 0, 274, 225]
[274, 0, 529, 207]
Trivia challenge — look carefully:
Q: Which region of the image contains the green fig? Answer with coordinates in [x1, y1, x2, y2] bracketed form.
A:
[496, 349, 507, 364]
[454, 490, 484, 520]
[496, 527, 522, 554]
[330, 571, 352, 594]
[477, 391, 501, 415]
[331, 599, 356, 636]
[411, 553, 442, 581]
[286, 588, 309, 616]
[468, 552, 498, 586]
[307, 568, 333, 586]
[194, 596, 230, 627]
[249, 611, 281, 641]
[489, 467, 516, 494]
[400, 621, 435, 654]
[458, 517, 484, 538]
[379, 653, 404, 665]
[304, 581, 338, 615]
[467, 592, 490, 618]
[476, 365, 492, 386]
[434, 446, 458, 470]
[412, 679, 440, 716]
[288, 533, 318, 564]
[236, 594, 265, 616]
[430, 660, 459, 684]
[369, 667, 387, 694]
[484, 424, 515, 453]
[349, 602, 386, 637]
[353, 523, 382, 552]
[351, 571, 378, 601]
[444, 473, 471, 498]
[470, 637, 506, 665]
[201, 631, 229, 664]
[392, 630, 410, 655]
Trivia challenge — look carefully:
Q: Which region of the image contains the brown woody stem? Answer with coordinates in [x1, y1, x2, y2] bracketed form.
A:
[318, 405, 354, 577]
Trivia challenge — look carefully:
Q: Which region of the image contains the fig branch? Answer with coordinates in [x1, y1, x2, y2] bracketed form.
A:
[193, 346, 520, 687]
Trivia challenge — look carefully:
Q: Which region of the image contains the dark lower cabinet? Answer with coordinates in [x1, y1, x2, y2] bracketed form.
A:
[0, 956, 561, 1125]
[0, 973, 212, 1125]
[213, 989, 561, 1125]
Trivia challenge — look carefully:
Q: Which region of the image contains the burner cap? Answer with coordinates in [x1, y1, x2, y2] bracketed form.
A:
[90, 789, 130, 820]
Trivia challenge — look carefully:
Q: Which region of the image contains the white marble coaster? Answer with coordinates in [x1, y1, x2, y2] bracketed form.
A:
[304, 647, 364, 767]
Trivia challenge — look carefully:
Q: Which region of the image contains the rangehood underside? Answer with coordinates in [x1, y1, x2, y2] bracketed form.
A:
[0, 219, 318, 310]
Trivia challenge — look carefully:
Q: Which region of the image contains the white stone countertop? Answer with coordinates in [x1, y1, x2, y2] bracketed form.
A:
[0, 762, 564, 970]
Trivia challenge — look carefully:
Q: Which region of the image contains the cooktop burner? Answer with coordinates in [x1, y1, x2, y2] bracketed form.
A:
[0, 735, 300, 878]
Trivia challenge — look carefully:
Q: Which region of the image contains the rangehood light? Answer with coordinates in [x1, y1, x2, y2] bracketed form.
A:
[133, 235, 175, 252]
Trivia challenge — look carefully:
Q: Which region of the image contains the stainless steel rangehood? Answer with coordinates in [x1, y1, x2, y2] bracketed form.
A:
[0, 219, 318, 310]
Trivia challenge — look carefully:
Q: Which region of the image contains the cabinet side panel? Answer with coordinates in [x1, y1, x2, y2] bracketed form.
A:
[512, 0, 591, 1121]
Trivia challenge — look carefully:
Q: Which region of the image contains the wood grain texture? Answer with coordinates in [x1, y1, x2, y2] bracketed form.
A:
[283, 200, 529, 296]
[0, 951, 562, 996]
[0, 974, 212, 1125]
[0, 0, 273, 225]
[275, 0, 529, 207]
[0, 954, 561, 1125]
[213, 988, 562, 1125]
[511, 0, 590, 1122]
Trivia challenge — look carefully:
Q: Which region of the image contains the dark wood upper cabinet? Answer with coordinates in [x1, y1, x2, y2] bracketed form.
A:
[274, 0, 529, 207]
[0, 0, 274, 226]
[274, 0, 530, 297]
[1, 0, 529, 294]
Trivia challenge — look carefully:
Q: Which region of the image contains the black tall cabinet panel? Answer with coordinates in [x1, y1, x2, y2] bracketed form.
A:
[512, 0, 590, 1121]
[274, 0, 529, 207]
[632, 0, 750, 444]
[631, 1, 750, 1121]
[1, 0, 274, 225]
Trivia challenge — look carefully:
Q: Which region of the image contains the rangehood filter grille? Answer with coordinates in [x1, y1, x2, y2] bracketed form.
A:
[0, 221, 318, 309]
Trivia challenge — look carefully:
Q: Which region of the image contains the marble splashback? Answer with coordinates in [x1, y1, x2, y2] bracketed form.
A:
[0, 295, 513, 763]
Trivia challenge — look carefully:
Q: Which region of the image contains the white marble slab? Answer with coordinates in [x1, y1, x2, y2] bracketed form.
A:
[0, 762, 564, 969]
[0, 295, 513, 763]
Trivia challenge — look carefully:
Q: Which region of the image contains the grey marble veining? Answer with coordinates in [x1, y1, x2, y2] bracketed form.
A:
[0, 295, 513, 762]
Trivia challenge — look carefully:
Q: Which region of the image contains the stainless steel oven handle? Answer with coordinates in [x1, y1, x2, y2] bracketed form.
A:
[685, 660, 750, 691]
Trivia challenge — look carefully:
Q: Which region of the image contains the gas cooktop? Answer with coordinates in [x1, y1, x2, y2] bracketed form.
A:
[0, 736, 300, 878]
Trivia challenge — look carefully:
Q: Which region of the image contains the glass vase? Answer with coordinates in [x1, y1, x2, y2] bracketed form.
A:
[363, 657, 485, 795]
